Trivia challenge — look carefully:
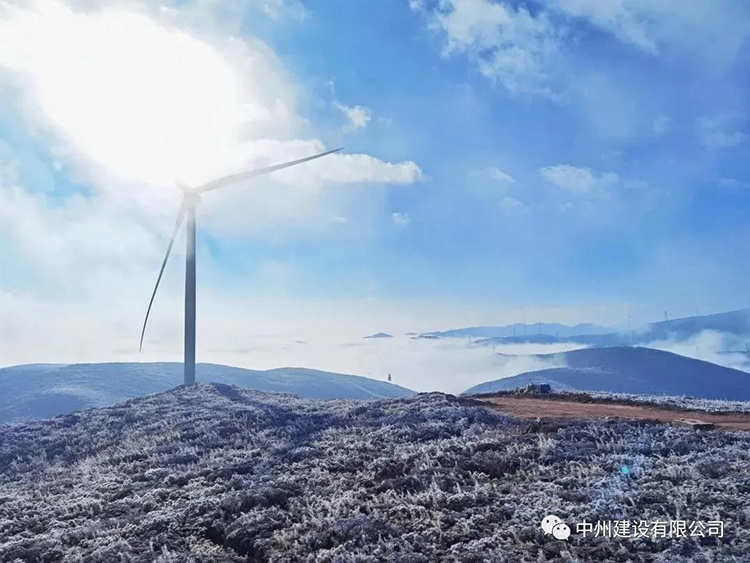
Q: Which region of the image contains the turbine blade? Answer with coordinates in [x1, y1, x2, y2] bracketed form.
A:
[139, 201, 187, 352]
[194, 147, 344, 194]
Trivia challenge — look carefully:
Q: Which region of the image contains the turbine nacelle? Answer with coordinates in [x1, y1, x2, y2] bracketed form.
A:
[176, 182, 199, 196]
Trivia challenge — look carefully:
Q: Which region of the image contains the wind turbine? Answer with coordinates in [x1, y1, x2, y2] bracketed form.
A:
[139, 147, 343, 385]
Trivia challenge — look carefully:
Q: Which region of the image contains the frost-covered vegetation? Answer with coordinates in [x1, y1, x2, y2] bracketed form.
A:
[558, 390, 750, 414]
[2, 384, 750, 562]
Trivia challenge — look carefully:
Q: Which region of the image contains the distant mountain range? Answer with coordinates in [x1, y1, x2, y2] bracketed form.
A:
[639, 308, 750, 340]
[474, 332, 628, 347]
[363, 332, 393, 339]
[0, 363, 415, 424]
[463, 347, 750, 400]
[417, 323, 611, 340]
[472, 308, 750, 347]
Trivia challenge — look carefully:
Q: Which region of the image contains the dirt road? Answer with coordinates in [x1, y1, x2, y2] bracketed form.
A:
[480, 395, 750, 431]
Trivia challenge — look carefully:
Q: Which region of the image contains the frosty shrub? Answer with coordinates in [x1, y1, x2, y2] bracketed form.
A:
[1, 383, 749, 562]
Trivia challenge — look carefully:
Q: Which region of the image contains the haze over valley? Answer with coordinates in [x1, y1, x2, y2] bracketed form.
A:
[4, 308, 750, 422]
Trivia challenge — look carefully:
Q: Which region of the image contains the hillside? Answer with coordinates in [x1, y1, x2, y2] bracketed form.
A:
[2, 383, 750, 562]
[0, 362, 414, 424]
[463, 347, 750, 400]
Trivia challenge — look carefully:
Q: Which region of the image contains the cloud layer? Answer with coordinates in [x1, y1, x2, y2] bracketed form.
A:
[0, 0, 424, 289]
[415, 0, 750, 98]
[0, 0, 420, 211]
[0, 0, 424, 367]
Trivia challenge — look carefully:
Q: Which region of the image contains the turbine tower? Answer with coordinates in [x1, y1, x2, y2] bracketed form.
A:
[139, 148, 342, 385]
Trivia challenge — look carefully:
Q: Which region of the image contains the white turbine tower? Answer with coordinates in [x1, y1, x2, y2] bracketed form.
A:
[139, 148, 343, 385]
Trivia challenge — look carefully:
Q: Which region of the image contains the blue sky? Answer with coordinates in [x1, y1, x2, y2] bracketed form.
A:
[281, 0, 750, 314]
[1, 0, 750, 368]
[241, 0, 745, 312]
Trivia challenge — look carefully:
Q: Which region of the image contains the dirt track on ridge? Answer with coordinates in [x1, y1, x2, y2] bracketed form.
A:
[480, 395, 750, 431]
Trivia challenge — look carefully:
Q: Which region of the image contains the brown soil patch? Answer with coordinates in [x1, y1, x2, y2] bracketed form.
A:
[481, 395, 750, 431]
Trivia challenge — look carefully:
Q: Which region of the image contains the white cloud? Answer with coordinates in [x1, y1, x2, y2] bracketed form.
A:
[258, 0, 308, 21]
[560, 201, 576, 212]
[554, 0, 658, 54]
[311, 149, 421, 185]
[498, 196, 526, 213]
[0, 176, 168, 295]
[0, 1, 420, 203]
[697, 115, 748, 149]
[539, 164, 619, 193]
[649, 330, 750, 374]
[0, 1, 290, 191]
[414, 0, 750, 100]
[0, 0, 425, 365]
[486, 166, 516, 183]
[419, 0, 562, 96]
[335, 102, 372, 132]
[554, 0, 750, 62]
[408, 0, 425, 12]
[558, 199, 595, 217]
[391, 212, 411, 227]
[0, 0, 424, 237]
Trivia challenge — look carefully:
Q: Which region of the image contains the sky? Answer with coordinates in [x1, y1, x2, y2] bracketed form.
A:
[1, 0, 750, 383]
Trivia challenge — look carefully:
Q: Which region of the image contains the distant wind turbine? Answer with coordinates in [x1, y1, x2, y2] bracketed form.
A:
[139, 148, 343, 385]
[628, 308, 632, 346]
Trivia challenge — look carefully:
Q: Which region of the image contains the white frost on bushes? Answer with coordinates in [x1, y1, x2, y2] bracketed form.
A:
[568, 390, 750, 413]
[0, 383, 749, 562]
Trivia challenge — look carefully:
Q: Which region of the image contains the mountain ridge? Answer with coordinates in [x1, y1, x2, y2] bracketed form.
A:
[0, 362, 414, 424]
[417, 322, 611, 340]
[471, 308, 750, 347]
[463, 346, 750, 400]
